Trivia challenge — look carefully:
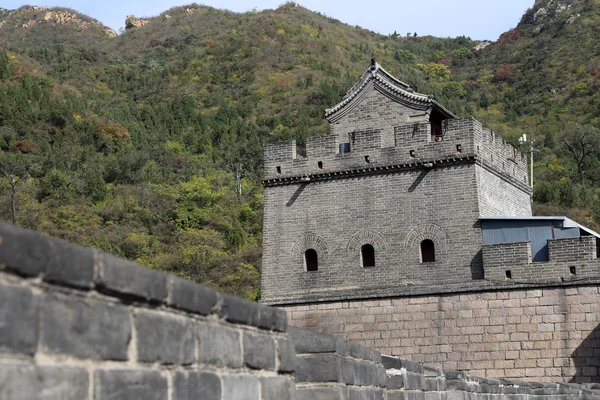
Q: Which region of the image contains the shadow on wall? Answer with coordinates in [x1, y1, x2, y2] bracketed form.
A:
[286, 183, 308, 207]
[470, 249, 484, 280]
[470, 220, 484, 279]
[571, 322, 600, 384]
[408, 170, 430, 193]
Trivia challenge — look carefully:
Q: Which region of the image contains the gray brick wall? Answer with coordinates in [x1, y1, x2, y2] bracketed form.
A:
[329, 89, 416, 148]
[383, 356, 600, 399]
[0, 223, 294, 400]
[482, 237, 600, 282]
[263, 96, 531, 304]
[262, 165, 485, 304]
[290, 327, 387, 399]
[483, 241, 532, 268]
[285, 284, 600, 386]
[476, 165, 531, 216]
[549, 236, 597, 262]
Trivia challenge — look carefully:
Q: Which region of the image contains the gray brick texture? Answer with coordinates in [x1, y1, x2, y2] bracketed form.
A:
[483, 237, 600, 282]
[285, 285, 600, 385]
[41, 294, 131, 360]
[97, 251, 168, 302]
[173, 371, 221, 400]
[243, 331, 276, 370]
[0, 283, 38, 355]
[94, 370, 168, 400]
[261, 376, 296, 400]
[197, 323, 243, 368]
[0, 223, 295, 400]
[0, 364, 88, 400]
[135, 310, 195, 364]
[0, 222, 94, 288]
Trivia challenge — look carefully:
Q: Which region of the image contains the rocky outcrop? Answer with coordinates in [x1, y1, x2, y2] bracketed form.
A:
[103, 28, 117, 37]
[21, 6, 48, 13]
[4, 6, 114, 34]
[42, 10, 100, 28]
[185, 8, 199, 15]
[522, 0, 579, 25]
[125, 15, 149, 29]
[473, 40, 492, 51]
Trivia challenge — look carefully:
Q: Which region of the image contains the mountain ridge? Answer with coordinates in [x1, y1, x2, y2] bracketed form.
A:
[0, 0, 599, 298]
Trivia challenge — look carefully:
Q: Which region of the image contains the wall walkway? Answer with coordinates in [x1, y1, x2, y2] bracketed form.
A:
[1, 223, 599, 399]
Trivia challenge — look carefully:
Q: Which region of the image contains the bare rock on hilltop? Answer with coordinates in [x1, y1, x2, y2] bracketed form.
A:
[473, 40, 492, 51]
[125, 15, 149, 29]
[522, 0, 580, 25]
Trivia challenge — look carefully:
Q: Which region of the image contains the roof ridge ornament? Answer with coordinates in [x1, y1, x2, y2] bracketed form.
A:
[370, 57, 378, 72]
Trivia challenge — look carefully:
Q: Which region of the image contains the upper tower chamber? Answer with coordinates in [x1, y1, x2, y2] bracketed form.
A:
[261, 61, 532, 305]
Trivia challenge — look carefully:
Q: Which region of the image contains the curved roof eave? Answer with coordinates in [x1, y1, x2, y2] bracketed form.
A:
[325, 62, 456, 121]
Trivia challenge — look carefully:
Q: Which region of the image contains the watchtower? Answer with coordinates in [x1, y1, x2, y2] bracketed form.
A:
[261, 61, 532, 305]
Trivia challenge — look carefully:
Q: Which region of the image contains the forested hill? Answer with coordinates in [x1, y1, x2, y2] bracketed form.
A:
[0, 0, 599, 299]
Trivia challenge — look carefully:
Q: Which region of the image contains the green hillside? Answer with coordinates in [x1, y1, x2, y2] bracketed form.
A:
[0, 1, 599, 299]
[453, 0, 600, 228]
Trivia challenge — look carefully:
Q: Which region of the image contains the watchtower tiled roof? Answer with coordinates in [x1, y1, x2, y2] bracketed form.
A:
[325, 59, 456, 122]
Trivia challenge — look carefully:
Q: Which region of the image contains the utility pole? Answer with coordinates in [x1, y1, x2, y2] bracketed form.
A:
[519, 134, 535, 189]
[529, 139, 535, 190]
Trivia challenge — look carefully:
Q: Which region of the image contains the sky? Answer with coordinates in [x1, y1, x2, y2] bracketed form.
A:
[2, 0, 534, 40]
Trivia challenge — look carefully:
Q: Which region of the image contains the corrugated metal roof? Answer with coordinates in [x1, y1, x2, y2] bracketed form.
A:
[480, 219, 554, 262]
[479, 216, 600, 240]
[479, 216, 566, 221]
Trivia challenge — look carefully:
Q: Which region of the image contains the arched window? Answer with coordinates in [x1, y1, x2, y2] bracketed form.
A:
[420, 240, 435, 263]
[305, 249, 318, 271]
[361, 244, 375, 267]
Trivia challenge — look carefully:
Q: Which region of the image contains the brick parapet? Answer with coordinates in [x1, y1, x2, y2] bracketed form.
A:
[290, 327, 387, 399]
[483, 241, 532, 271]
[472, 120, 529, 187]
[0, 223, 294, 400]
[384, 356, 600, 399]
[482, 238, 600, 282]
[263, 118, 528, 191]
[549, 236, 598, 263]
[487, 259, 600, 283]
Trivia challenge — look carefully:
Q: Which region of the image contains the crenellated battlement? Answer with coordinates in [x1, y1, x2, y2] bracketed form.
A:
[473, 121, 530, 186]
[483, 236, 600, 282]
[264, 118, 528, 190]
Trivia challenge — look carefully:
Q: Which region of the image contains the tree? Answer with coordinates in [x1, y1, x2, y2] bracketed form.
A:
[479, 92, 490, 109]
[0, 50, 10, 79]
[418, 63, 451, 80]
[219, 119, 262, 197]
[442, 82, 467, 98]
[0, 153, 33, 224]
[39, 168, 74, 204]
[544, 133, 556, 149]
[560, 124, 600, 184]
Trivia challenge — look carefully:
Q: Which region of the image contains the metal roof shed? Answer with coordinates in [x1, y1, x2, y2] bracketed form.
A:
[479, 216, 600, 262]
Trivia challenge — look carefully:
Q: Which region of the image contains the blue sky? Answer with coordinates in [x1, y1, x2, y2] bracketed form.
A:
[3, 0, 534, 40]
